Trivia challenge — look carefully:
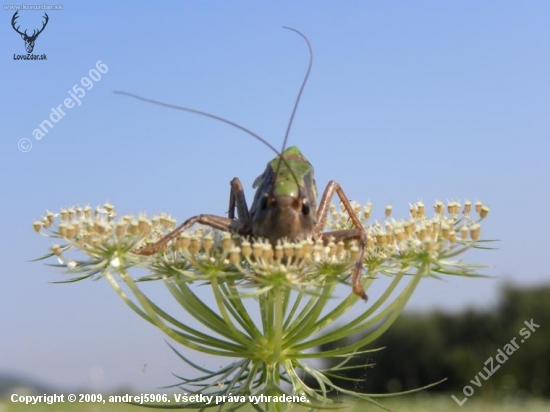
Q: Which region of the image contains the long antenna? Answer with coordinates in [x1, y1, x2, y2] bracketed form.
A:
[272, 27, 313, 186]
[114, 27, 313, 192]
[112, 91, 281, 157]
[280, 26, 313, 154]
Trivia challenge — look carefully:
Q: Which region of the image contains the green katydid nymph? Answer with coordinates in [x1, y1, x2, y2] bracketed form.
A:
[115, 27, 369, 300]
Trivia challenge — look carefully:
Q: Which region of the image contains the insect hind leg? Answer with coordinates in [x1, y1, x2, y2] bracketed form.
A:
[314, 181, 368, 300]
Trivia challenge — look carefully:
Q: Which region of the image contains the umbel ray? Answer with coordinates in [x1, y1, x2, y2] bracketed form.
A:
[115, 27, 369, 300]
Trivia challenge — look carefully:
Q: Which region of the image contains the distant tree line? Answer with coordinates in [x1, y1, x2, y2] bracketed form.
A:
[314, 283, 550, 398]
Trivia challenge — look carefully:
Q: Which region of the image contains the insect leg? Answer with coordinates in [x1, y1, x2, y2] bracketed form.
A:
[135, 180, 251, 256]
[314, 181, 368, 300]
[134, 214, 247, 256]
[228, 177, 251, 226]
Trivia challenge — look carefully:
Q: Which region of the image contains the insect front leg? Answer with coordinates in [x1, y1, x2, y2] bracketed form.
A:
[134, 178, 251, 256]
[228, 177, 251, 225]
[314, 181, 368, 300]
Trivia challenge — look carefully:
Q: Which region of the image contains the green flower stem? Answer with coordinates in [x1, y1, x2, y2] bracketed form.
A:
[273, 287, 284, 363]
[211, 275, 252, 347]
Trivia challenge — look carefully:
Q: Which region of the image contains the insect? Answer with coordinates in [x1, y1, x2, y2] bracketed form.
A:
[115, 27, 368, 300]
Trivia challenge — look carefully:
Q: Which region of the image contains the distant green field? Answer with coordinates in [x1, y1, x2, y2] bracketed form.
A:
[2, 395, 550, 412]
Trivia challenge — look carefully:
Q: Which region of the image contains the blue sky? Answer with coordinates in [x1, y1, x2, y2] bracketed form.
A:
[1, 0, 549, 392]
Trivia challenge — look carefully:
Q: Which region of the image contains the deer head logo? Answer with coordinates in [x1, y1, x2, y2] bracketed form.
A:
[11, 11, 49, 53]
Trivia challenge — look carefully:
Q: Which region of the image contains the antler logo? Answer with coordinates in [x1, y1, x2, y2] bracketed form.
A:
[11, 11, 49, 53]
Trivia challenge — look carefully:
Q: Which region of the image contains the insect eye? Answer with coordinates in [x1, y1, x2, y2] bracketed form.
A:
[302, 199, 310, 216]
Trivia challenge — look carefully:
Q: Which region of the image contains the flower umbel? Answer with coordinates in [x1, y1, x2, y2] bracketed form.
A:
[33, 200, 492, 410]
